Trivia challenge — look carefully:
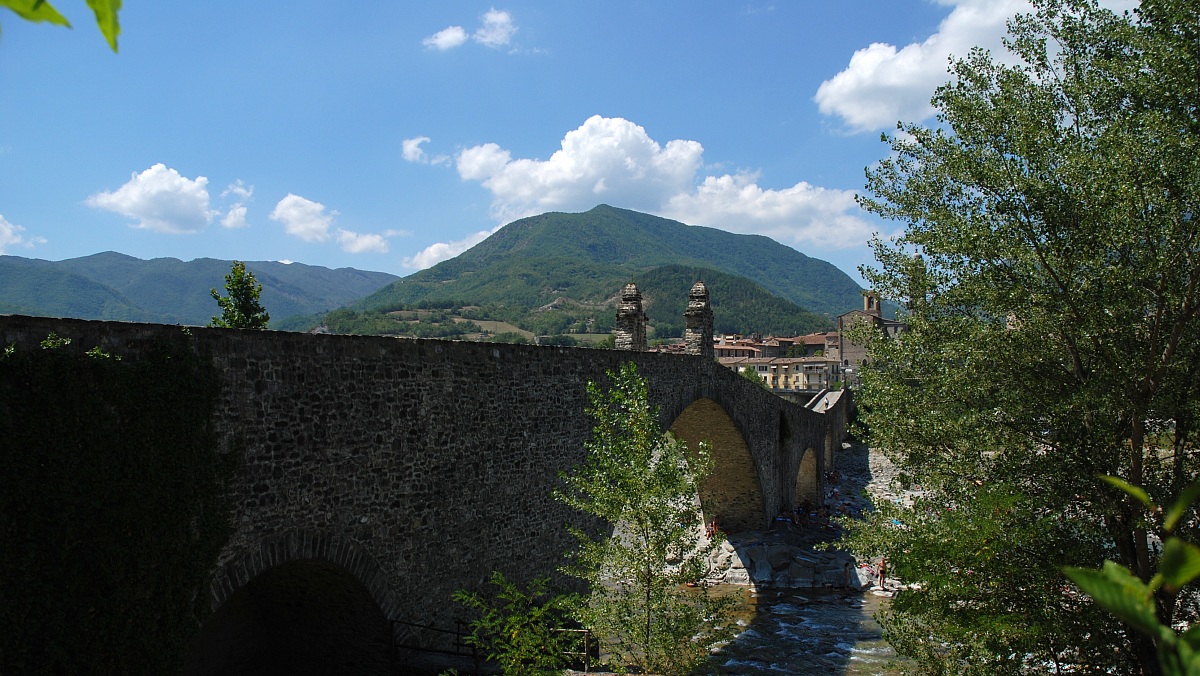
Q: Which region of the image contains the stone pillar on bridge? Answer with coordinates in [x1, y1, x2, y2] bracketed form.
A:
[684, 281, 714, 359]
[614, 282, 648, 351]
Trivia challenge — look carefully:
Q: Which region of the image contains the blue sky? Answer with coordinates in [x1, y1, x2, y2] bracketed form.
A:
[0, 1, 1132, 285]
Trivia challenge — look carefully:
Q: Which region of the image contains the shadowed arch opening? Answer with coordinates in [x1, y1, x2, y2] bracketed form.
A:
[669, 398, 765, 533]
[184, 559, 391, 676]
[795, 448, 820, 507]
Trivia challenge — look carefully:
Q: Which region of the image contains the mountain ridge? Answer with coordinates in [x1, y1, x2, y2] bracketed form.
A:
[0, 252, 400, 326]
[360, 205, 863, 319]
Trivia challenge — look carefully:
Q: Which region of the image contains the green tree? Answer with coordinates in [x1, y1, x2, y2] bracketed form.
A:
[847, 0, 1200, 673]
[740, 366, 769, 389]
[556, 363, 733, 675]
[1, 0, 121, 51]
[453, 572, 581, 676]
[210, 261, 270, 329]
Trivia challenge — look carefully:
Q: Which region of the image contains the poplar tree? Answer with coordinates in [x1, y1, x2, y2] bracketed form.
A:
[557, 363, 733, 675]
[846, 1, 1200, 673]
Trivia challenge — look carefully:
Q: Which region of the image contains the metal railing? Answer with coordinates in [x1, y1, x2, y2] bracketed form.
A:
[555, 627, 593, 673]
[390, 618, 480, 675]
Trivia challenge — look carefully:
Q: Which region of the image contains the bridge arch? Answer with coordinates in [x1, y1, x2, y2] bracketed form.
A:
[667, 397, 766, 534]
[795, 447, 821, 508]
[185, 532, 397, 676]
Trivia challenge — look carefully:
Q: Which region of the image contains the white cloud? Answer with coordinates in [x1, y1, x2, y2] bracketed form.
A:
[86, 163, 214, 233]
[401, 136, 450, 166]
[423, 25, 468, 50]
[404, 228, 493, 270]
[270, 193, 392, 254]
[402, 136, 431, 162]
[221, 205, 249, 229]
[416, 115, 876, 267]
[270, 193, 335, 242]
[455, 115, 703, 223]
[219, 180, 253, 229]
[663, 173, 877, 249]
[423, 9, 517, 51]
[815, 0, 1138, 133]
[474, 9, 516, 48]
[0, 214, 46, 254]
[337, 229, 389, 254]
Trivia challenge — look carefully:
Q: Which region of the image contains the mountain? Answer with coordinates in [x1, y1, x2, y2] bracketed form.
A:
[357, 205, 864, 331]
[631, 265, 831, 338]
[0, 252, 399, 326]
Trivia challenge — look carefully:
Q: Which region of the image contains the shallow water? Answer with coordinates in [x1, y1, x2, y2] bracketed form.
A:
[708, 586, 904, 675]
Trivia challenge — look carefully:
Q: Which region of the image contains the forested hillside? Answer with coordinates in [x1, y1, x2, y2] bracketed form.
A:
[0, 252, 399, 326]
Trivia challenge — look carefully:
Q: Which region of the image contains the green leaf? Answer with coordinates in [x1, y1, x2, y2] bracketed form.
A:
[1100, 476, 1155, 511]
[1064, 562, 1160, 637]
[1159, 538, 1200, 592]
[85, 0, 119, 51]
[1164, 482, 1200, 533]
[1184, 624, 1200, 648]
[0, 0, 70, 25]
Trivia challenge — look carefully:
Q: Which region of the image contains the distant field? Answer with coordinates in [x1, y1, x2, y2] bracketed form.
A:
[471, 320, 533, 338]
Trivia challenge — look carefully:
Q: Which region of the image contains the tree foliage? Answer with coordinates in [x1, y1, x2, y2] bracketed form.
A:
[848, 0, 1200, 673]
[1066, 478, 1200, 676]
[453, 572, 581, 676]
[1, 0, 121, 51]
[210, 261, 270, 329]
[740, 366, 769, 389]
[556, 363, 733, 675]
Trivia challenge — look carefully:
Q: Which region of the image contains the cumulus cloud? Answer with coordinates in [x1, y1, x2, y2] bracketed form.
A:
[423, 9, 517, 51]
[0, 214, 46, 253]
[401, 136, 450, 166]
[455, 115, 704, 224]
[270, 193, 393, 254]
[220, 180, 253, 229]
[86, 163, 214, 233]
[270, 193, 334, 242]
[663, 173, 874, 249]
[398, 115, 876, 270]
[815, 0, 1138, 133]
[337, 229, 389, 254]
[423, 25, 468, 50]
[403, 229, 493, 270]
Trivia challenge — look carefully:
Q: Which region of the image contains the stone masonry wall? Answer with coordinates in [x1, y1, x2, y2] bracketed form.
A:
[0, 315, 848, 648]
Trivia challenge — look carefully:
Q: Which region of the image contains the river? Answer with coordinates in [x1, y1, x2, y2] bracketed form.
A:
[708, 586, 903, 675]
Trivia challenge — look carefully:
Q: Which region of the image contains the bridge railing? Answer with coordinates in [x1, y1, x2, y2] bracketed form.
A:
[390, 618, 480, 674]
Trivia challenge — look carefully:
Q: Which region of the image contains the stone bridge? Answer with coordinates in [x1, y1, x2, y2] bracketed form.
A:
[0, 303, 851, 674]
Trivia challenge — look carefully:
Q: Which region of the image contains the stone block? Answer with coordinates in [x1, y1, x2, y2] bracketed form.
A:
[751, 558, 774, 583]
[765, 544, 794, 569]
[724, 569, 751, 585]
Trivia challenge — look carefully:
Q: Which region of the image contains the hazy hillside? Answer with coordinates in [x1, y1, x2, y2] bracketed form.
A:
[0, 256, 157, 322]
[359, 205, 863, 319]
[0, 252, 399, 326]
